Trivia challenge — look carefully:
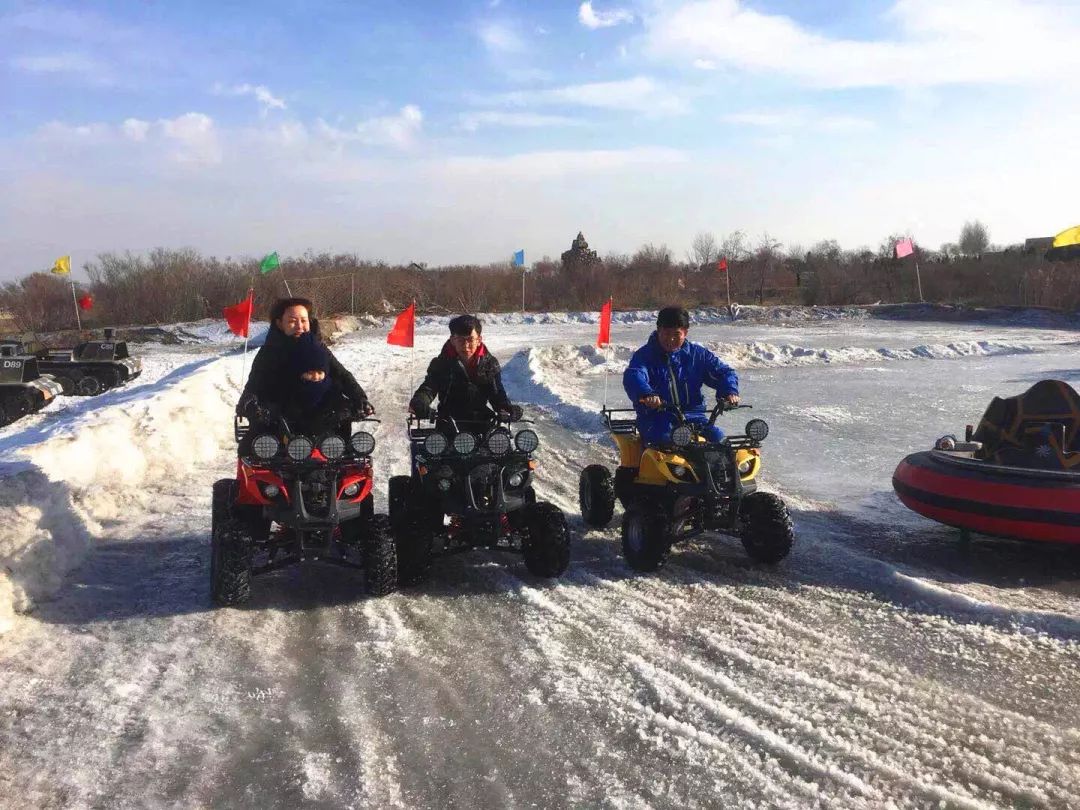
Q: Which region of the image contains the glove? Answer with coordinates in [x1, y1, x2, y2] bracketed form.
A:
[497, 404, 524, 422]
[236, 392, 257, 418]
[410, 396, 433, 419]
[237, 392, 278, 423]
[355, 398, 375, 418]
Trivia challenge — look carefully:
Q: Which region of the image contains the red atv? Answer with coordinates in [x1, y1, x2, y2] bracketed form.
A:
[210, 415, 396, 605]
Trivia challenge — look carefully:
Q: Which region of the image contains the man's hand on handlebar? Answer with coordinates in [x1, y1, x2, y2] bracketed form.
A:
[639, 394, 664, 410]
[722, 393, 740, 407]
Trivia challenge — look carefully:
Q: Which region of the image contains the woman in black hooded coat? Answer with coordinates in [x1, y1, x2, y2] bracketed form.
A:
[236, 297, 371, 436]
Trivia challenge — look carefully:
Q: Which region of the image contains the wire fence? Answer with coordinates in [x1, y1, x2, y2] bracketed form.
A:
[284, 273, 360, 317]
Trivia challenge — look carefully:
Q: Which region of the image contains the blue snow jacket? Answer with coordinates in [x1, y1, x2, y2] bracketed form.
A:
[623, 333, 739, 442]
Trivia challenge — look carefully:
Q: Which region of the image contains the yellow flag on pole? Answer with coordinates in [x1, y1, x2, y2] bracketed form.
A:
[52, 255, 71, 275]
[1052, 225, 1080, 249]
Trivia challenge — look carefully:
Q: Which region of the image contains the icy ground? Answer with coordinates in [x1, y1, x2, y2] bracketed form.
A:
[1, 312, 1079, 808]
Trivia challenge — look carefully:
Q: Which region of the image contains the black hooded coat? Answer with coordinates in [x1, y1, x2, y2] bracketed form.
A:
[238, 319, 367, 432]
[409, 340, 513, 428]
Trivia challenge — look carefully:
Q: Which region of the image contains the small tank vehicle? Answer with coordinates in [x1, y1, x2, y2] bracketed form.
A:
[0, 345, 62, 426]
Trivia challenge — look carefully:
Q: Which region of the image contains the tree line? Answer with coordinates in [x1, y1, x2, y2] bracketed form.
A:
[0, 224, 1075, 335]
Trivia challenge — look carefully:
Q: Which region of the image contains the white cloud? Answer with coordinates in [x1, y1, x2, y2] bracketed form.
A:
[643, 0, 1080, 88]
[458, 111, 586, 131]
[477, 20, 525, 54]
[10, 53, 113, 84]
[317, 105, 424, 150]
[439, 147, 687, 180]
[579, 2, 635, 30]
[122, 118, 150, 141]
[724, 109, 875, 133]
[692, 58, 716, 71]
[160, 113, 221, 165]
[491, 76, 686, 114]
[214, 83, 287, 116]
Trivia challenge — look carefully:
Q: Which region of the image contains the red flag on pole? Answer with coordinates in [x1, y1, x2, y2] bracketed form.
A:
[77, 293, 93, 310]
[223, 290, 254, 337]
[717, 257, 728, 272]
[596, 298, 612, 348]
[387, 301, 415, 347]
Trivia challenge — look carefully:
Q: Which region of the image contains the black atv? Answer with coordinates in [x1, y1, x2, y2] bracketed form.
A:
[0, 345, 62, 426]
[579, 402, 794, 572]
[210, 415, 396, 605]
[388, 415, 570, 583]
[28, 328, 142, 396]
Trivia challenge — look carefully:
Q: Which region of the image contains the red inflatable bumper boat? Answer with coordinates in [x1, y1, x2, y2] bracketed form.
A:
[893, 380, 1080, 544]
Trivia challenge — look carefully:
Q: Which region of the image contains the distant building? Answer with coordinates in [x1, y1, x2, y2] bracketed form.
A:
[1023, 236, 1054, 255]
[560, 231, 601, 273]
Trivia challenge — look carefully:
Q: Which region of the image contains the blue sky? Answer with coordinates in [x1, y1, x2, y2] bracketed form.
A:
[2, 0, 1079, 279]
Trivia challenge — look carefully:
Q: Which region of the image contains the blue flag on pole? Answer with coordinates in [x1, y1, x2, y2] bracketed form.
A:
[513, 249, 525, 268]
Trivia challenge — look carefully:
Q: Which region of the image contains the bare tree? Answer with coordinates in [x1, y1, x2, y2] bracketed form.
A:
[959, 221, 990, 256]
[753, 232, 783, 305]
[719, 230, 749, 262]
[687, 231, 718, 270]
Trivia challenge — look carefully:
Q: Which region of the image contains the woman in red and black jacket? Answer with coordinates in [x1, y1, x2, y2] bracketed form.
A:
[408, 314, 521, 431]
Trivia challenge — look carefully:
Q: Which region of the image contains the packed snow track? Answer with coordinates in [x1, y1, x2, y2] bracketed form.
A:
[1, 314, 1078, 808]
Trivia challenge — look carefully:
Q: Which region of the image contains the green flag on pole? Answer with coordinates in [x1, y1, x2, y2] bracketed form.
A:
[259, 252, 280, 274]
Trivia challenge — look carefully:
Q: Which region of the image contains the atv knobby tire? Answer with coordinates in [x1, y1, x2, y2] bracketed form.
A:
[579, 464, 616, 528]
[621, 511, 672, 573]
[388, 475, 411, 533]
[395, 510, 434, 586]
[0, 401, 7, 427]
[363, 515, 398, 596]
[210, 479, 254, 605]
[522, 502, 570, 577]
[739, 492, 794, 564]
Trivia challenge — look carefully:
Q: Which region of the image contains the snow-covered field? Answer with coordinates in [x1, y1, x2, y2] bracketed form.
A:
[1, 310, 1079, 808]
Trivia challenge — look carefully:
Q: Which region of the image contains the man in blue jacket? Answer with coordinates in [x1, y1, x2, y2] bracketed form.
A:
[623, 306, 740, 446]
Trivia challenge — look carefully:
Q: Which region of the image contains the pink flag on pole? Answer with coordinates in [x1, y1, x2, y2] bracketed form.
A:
[894, 238, 914, 259]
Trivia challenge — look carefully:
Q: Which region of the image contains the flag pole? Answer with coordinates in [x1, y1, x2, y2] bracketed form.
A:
[240, 287, 253, 391]
[70, 281, 82, 331]
[914, 255, 924, 302]
[724, 260, 733, 320]
[521, 269, 525, 314]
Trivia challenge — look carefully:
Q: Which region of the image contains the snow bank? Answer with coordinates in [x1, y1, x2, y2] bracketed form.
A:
[519, 339, 1041, 381]
[706, 339, 1040, 368]
[0, 360, 236, 632]
[160, 319, 270, 346]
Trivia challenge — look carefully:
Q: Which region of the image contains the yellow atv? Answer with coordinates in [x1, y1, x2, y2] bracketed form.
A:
[579, 402, 794, 572]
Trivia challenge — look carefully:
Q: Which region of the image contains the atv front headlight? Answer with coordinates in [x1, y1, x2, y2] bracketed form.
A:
[671, 424, 694, 447]
[319, 435, 346, 460]
[507, 471, 525, 487]
[453, 432, 477, 455]
[514, 429, 539, 453]
[738, 459, 752, 474]
[252, 434, 280, 460]
[350, 431, 376, 456]
[424, 432, 448, 456]
[342, 482, 360, 498]
[746, 419, 769, 442]
[287, 435, 314, 461]
[486, 430, 511, 455]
